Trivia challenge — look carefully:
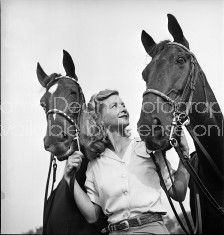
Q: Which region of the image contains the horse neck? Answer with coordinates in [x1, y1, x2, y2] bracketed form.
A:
[188, 71, 224, 176]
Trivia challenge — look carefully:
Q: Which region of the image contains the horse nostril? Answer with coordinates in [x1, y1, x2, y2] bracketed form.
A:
[152, 118, 161, 125]
[44, 137, 51, 150]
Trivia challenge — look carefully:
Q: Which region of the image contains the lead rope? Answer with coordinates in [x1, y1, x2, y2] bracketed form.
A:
[43, 154, 54, 224]
[192, 154, 202, 234]
[69, 129, 81, 194]
[51, 157, 57, 193]
[43, 154, 57, 234]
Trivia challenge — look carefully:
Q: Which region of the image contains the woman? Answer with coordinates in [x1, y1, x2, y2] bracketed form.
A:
[64, 89, 190, 234]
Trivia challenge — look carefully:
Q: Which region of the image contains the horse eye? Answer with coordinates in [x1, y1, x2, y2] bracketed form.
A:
[71, 91, 77, 96]
[176, 57, 185, 65]
[40, 102, 46, 107]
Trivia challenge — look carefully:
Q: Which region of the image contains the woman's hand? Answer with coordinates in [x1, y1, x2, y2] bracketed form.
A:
[64, 151, 83, 185]
[179, 129, 189, 155]
[169, 129, 190, 201]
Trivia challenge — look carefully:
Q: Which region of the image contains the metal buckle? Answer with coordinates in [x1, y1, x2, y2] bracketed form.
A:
[170, 138, 178, 147]
[119, 220, 129, 231]
[169, 113, 178, 141]
[73, 130, 81, 151]
[177, 112, 190, 126]
[108, 224, 115, 232]
[108, 220, 129, 232]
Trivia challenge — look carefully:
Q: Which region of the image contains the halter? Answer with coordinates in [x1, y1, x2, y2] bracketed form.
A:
[46, 75, 85, 146]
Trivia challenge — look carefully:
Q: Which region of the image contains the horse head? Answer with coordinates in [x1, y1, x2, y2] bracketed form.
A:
[37, 50, 85, 161]
[138, 14, 199, 151]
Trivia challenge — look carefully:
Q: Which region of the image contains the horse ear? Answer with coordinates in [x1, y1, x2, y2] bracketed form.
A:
[167, 14, 190, 49]
[141, 30, 156, 57]
[36, 63, 51, 88]
[62, 50, 78, 81]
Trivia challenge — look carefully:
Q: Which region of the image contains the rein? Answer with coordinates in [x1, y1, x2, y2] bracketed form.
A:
[43, 75, 85, 231]
[148, 151, 194, 234]
[143, 42, 224, 233]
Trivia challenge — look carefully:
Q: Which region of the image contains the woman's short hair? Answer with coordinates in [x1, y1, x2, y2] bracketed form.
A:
[80, 89, 119, 160]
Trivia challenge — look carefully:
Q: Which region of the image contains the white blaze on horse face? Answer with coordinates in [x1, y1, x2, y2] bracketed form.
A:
[48, 83, 58, 95]
[53, 113, 56, 120]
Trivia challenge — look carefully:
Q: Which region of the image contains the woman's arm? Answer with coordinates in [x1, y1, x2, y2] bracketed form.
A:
[168, 131, 190, 201]
[168, 160, 190, 201]
[64, 151, 101, 223]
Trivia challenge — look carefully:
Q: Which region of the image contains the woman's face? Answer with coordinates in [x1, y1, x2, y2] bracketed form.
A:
[101, 95, 130, 130]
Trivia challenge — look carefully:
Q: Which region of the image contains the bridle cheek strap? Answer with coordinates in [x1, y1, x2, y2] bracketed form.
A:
[143, 52, 198, 116]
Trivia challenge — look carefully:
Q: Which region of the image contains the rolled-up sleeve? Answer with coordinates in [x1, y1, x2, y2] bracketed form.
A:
[85, 162, 101, 206]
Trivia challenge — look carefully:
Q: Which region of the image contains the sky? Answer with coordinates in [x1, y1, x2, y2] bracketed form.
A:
[1, 0, 224, 233]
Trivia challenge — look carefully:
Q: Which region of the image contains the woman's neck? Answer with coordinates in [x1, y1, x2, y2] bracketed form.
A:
[107, 130, 132, 159]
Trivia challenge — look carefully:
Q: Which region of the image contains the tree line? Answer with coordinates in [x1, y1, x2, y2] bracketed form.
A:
[22, 212, 194, 234]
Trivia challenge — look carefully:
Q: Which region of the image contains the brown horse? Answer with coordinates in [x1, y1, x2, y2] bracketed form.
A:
[137, 14, 224, 233]
[37, 50, 107, 234]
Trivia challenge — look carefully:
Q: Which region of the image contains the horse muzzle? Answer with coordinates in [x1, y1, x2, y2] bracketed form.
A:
[44, 138, 76, 161]
[138, 115, 172, 151]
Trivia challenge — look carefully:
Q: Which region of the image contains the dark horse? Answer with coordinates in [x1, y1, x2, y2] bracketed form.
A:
[37, 50, 107, 234]
[138, 14, 224, 233]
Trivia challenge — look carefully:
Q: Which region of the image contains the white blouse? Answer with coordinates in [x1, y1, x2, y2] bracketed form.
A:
[85, 138, 175, 224]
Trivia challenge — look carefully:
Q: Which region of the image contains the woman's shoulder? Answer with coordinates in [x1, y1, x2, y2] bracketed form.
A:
[87, 153, 104, 169]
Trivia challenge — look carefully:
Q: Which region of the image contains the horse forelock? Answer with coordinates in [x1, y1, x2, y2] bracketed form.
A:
[150, 40, 171, 57]
[50, 73, 61, 79]
[142, 40, 171, 82]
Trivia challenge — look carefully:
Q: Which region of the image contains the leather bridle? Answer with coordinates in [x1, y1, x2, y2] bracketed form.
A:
[143, 42, 224, 234]
[142, 42, 224, 181]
